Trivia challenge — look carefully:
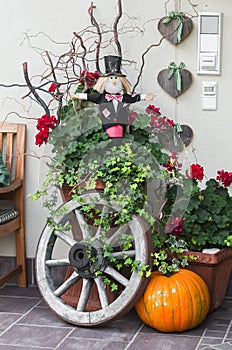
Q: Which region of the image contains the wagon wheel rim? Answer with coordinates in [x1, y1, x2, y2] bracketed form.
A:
[36, 191, 152, 326]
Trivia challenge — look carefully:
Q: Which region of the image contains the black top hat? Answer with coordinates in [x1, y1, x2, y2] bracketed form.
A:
[101, 55, 126, 77]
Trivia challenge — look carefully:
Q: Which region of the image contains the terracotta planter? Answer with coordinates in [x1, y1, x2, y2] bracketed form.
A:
[184, 248, 232, 313]
[60, 179, 105, 202]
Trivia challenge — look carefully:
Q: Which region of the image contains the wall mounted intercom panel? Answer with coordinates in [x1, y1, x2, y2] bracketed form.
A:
[202, 82, 217, 110]
[197, 12, 222, 75]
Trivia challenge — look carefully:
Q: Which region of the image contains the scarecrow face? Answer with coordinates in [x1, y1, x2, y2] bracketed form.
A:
[104, 75, 123, 94]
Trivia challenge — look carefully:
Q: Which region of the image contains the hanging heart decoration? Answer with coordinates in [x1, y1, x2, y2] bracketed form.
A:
[158, 12, 193, 45]
[157, 62, 193, 98]
[158, 124, 194, 152]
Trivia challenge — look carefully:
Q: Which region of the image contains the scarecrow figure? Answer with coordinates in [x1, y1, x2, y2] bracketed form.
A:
[71, 56, 154, 143]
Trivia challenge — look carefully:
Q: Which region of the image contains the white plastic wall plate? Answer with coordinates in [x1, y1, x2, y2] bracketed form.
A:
[197, 12, 222, 75]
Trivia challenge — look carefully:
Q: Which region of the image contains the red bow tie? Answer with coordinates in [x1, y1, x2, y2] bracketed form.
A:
[105, 94, 123, 102]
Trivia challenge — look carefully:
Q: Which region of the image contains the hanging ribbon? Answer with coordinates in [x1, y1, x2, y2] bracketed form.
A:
[173, 123, 183, 146]
[162, 11, 185, 43]
[168, 62, 185, 92]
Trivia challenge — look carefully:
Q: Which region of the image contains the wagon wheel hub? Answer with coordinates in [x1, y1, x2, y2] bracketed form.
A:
[69, 239, 105, 278]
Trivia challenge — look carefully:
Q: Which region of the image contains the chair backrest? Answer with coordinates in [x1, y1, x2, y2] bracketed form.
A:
[0, 123, 26, 182]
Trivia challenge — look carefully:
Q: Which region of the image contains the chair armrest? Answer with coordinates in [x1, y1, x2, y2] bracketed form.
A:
[0, 179, 23, 193]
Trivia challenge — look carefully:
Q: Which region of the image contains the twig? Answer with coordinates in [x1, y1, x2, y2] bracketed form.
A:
[132, 36, 165, 93]
[22, 62, 50, 116]
[113, 0, 123, 57]
[0, 83, 28, 88]
[187, 0, 198, 17]
[88, 3, 102, 73]
[45, 51, 63, 122]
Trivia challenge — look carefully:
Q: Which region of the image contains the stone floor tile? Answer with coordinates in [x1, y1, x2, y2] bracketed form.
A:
[0, 285, 40, 298]
[140, 322, 205, 336]
[0, 346, 52, 350]
[200, 336, 224, 346]
[18, 306, 72, 327]
[204, 330, 227, 338]
[214, 342, 232, 350]
[209, 303, 232, 320]
[206, 317, 231, 328]
[127, 333, 201, 350]
[0, 296, 40, 313]
[119, 307, 142, 323]
[56, 337, 128, 350]
[0, 324, 72, 348]
[0, 313, 22, 333]
[69, 321, 142, 342]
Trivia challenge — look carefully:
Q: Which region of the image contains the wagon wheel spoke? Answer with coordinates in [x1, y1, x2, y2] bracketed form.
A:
[74, 210, 92, 239]
[36, 194, 152, 326]
[95, 276, 109, 308]
[104, 266, 129, 287]
[76, 278, 93, 311]
[55, 230, 77, 247]
[106, 224, 129, 247]
[95, 205, 110, 239]
[110, 250, 136, 259]
[54, 271, 80, 297]
[45, 259, 70, 267]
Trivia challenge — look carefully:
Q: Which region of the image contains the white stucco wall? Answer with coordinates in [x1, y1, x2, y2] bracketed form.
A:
[0, 0, 231, 258]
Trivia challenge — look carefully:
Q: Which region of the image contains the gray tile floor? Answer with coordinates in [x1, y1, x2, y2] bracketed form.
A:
[0, 284, 231, 350]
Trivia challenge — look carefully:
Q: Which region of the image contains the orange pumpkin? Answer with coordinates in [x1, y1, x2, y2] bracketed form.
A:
[135, 269, 210, 332]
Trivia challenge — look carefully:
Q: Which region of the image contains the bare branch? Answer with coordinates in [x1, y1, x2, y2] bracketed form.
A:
[0, 83, 28, 89]
[132, 36, 166, 93]
[88, 3, 102, 73]
[22, 62, 50, 115]
[73, 32, 87, 71]
[45, 51, 63, 122]
[113, 0, 123, 57]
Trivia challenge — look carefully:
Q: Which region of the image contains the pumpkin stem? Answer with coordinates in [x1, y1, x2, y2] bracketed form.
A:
[165, 271, 175, 277]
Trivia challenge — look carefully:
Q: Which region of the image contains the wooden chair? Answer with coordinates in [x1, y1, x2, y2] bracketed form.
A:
[0, 122, 27, 287]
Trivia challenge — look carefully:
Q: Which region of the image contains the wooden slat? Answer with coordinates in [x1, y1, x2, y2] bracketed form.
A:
[0, 265, 22, 287]
[0, 217, 21, 238]
[0, 122, 27, 287]
[0, 179, 23, 194]
[5, 133, 14, 175]
[0, 133, 2, 152]
[15, 124, 26, 180]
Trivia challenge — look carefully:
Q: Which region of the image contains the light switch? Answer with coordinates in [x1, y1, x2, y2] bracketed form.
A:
[202, 82, 217, 110]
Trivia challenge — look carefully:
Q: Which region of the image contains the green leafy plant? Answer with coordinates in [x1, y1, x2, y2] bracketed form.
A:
[160, 163, 232, 252]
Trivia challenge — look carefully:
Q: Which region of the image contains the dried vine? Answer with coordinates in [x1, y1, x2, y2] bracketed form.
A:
[22, 62, 50, 116]
[88, 3, 102, 73]
[0, 0, 198, 122]
[113, 0, 123, 57]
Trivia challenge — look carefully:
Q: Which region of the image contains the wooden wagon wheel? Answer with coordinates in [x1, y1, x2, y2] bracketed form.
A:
[36, 191, 153, 326]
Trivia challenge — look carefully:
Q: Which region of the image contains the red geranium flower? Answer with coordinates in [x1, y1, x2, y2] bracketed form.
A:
[165, 217, 185, 236]
[146, 105, 161, 116]
[35, 129, 49, 146]
[164, 152, 182, 172]
[216, 169, 232, 187]
[36, 115, 58, 130]
[128, 110, 138, 124]
[48, 82, 61, 93]
[80, 70, 100, 87]
[35, 114, 58, 146]
[187, 163, 204, 181]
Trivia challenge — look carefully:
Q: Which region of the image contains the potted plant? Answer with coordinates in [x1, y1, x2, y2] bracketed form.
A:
[158, 160, 232, 312]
